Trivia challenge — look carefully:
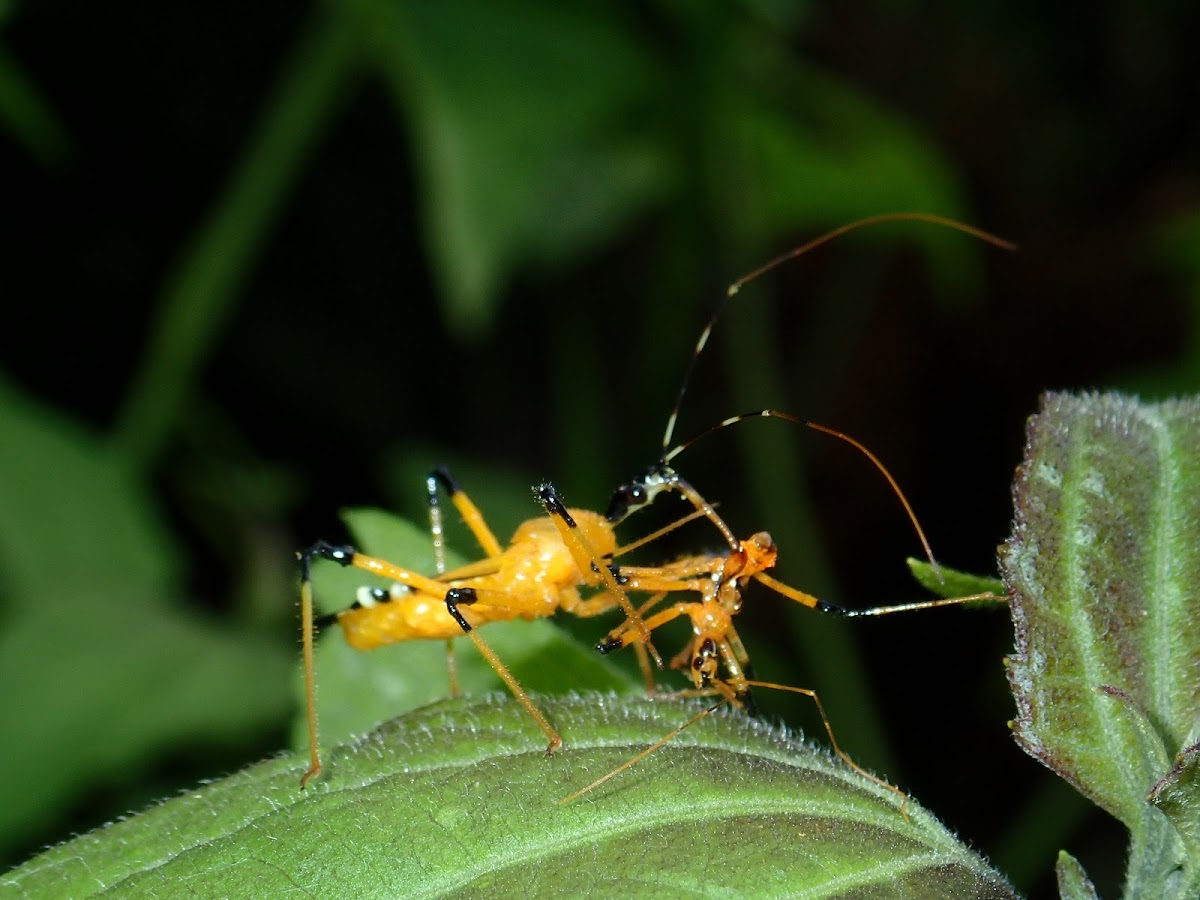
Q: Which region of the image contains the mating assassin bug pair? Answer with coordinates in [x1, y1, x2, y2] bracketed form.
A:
[297, 212, 1014, 810]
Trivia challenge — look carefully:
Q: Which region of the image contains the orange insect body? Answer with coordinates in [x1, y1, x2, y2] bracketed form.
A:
[299, 480, 672, 785]
[336, 509, 617, 648]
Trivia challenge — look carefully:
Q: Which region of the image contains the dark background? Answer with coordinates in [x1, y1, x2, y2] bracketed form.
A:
[3, 2, 1198, 895]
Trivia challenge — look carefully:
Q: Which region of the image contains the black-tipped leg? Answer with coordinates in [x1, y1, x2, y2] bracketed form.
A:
[535, 482, 574, 525]
[298, 542, 357, 631]
[537, 481, 663, 670]
[299, 541, 357, 576]
[429, 465, 464, 496]
[445, 586, 478, 633]
[596, 634, 623, 655]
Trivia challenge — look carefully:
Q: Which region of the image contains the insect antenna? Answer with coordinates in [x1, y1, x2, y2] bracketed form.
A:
[661, 211, 1015, 455]
[608, 211, 1015, 570]
[662, 410, 941, 577]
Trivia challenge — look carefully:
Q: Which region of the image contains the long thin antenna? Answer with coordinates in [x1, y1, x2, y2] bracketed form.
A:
[663, 409, 941, 576]
[659, 212, 1016, 453]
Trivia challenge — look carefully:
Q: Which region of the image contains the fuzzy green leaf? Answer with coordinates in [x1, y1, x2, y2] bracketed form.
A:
[1147, 739, 1200, 864]
[1056, 851, 1101, 900]
[1002, 392, 1200, 896]
[8, 694, 1015, 898]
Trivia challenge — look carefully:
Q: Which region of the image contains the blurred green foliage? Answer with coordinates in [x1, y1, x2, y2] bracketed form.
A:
[2, 1, 1198, 895]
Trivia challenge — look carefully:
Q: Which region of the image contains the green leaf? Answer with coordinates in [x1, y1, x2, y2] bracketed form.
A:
[0, 377, 177, 605]
[1002, 392, 1200, 896]
[0, 603, 294, 849]
[906, 558, 1005, 600]
[1056, 851, 1101, 900]
[357, 0, 663, 338]
[8, 694, 1016, 898]
[1147, 739, 1200, 865]
[719, 58, 982, 299]
[0, 377, 291, 852]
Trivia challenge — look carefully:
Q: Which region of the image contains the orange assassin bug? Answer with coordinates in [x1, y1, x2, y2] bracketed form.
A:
[297, 213, 1013, 799]
[298, 469, 673, 786]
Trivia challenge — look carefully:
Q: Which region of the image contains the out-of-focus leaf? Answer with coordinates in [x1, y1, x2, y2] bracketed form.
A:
[1128, 208, 1200, 396]
[10, 694, 1016, 899]
[0, 377, 291, 850]
[0, 43, 73, 166]
[0, 377, 177, 606]
[1002, 392, 1200, 897]
[0, 603, 293, 850]
[722, 81, 982, 299]
[355, 0, 665, 338]
[987, 779, 1097, 891]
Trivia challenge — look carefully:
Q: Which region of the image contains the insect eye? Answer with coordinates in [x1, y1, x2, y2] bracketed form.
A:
[605, 482, 647, 523]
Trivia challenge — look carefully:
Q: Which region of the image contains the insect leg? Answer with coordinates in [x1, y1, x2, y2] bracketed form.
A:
[442, 586, 562, 752]
[298, 546, 322, 787]
[740, 677, 913, 819]
[536, 482, 664, 668]
[296, 540, 452, 786]
[428, 466, 507, 697]
[428, 466, 503, 558]
[426, 470, 460, 696]
[559, 682, 736, 804]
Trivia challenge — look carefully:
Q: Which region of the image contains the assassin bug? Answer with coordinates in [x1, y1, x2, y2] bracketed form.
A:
[553, 213, 1014, 808]
[300, 466, 744, 786]
[298, 467, 682, 786]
